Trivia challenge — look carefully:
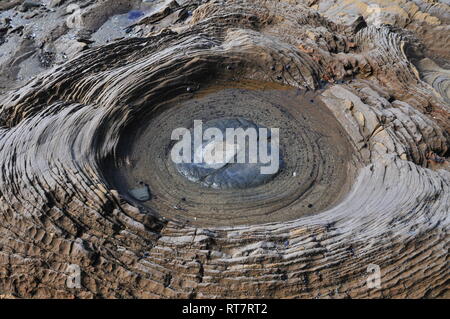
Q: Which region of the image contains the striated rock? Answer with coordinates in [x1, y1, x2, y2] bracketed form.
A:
[416, 58, 450, 105]
[0, 0, 448, 299]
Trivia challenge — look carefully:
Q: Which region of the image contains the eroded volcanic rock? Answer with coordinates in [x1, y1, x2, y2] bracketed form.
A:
[0, 0, 448, 298]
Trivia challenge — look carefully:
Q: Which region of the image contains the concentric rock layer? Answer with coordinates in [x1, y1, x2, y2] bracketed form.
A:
[109, 83, 355, 226]
[0, 0, 448, 298]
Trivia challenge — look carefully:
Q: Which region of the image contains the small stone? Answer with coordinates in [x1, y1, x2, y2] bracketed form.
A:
[129, 185, 151, 201]
[344, 100, 354, 110]
[306, 30, 318, 41]
[1, 18, 12, 26]
[18, 1, 41, 13]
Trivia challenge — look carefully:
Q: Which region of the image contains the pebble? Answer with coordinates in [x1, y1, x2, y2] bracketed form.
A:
[18, 1, 42, 13]
[129, 185, 151, 201]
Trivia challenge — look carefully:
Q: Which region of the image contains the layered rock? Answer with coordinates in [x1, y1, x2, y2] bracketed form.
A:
[0, 0, 448, 298]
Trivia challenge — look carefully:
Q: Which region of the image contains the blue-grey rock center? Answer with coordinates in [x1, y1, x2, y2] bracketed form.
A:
[173, 117, 283, 189]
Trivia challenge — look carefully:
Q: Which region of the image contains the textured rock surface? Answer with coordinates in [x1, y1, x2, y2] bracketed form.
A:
[0, 0, 449, 298]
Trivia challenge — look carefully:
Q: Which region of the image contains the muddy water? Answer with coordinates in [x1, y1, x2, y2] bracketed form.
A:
[108, 82, 356, 226]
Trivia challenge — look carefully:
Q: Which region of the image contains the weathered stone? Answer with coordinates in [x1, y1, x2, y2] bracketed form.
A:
[0, 0, 448, 299]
